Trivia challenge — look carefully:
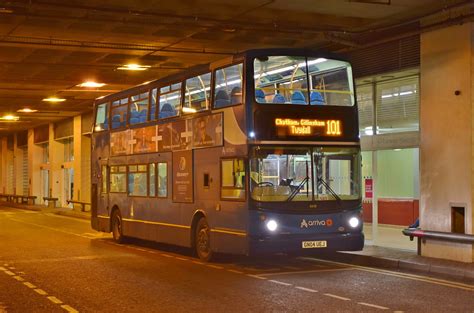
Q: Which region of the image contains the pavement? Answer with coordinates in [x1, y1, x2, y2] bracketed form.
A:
[3, 200, 474, 283]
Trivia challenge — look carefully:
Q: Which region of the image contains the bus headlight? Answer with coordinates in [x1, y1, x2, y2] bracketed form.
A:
[349, 217, 360, 228]
[266, 220, 278, 232]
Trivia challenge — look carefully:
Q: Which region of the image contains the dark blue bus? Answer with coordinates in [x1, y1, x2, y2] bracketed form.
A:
[91, 49, 364, 261]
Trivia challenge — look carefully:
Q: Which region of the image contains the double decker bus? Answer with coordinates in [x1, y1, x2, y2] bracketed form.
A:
[91, 49, 363, 261]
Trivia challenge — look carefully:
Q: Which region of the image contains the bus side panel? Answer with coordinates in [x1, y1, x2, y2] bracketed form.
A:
[91, 131, 110, 232]
[193, 147, 248, 255]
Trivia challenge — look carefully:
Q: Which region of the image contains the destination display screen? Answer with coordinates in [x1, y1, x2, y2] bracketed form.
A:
[253, 107, 358, 142]
[275, 118, 342, 137]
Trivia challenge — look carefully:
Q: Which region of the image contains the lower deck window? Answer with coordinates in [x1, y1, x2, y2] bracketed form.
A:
[110, 165, 127, 193]
[221, 158, 245, 200]
[158, 162, 168, 198]
[128, 164, 148, 196]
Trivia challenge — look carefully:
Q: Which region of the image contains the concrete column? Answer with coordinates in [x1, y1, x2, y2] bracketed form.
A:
[420, 23, 474, 262]
[28, 129, 42, 198]
[0, 137, 5, 193]
[49, 123, 64, 203]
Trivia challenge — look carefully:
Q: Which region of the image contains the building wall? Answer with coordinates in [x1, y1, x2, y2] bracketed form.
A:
[420, 23, 473, 262]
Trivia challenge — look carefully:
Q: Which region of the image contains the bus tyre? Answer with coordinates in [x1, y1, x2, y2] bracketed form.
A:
[195, 218, 213, 262]
[111, 210, 125, 243]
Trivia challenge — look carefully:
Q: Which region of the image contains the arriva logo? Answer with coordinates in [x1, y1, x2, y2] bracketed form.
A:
[300, 218, 333, 228]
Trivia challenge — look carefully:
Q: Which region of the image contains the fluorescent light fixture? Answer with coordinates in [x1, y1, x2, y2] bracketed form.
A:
[254, 58, 327, 79]
[117, 64, 151, 71]
[77, 81, 106, 88]
[0, 8, 13, 14]
[42, 97, 66, 102]
[17, 108, 38, 113]
[0, 115, 19, 121]
[182, 107, 197, 113]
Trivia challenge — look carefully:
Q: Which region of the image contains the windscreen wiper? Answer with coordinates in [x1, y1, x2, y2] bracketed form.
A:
[317, 177, 342, 203]
[286, 176, 309, 202]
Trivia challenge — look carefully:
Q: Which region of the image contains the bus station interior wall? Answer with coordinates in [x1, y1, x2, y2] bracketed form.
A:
[420, 22, 474, 262]
[361, 149, 420, 226]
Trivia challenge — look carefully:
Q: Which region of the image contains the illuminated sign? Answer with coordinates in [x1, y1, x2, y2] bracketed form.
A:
[275, 118, 342, 136]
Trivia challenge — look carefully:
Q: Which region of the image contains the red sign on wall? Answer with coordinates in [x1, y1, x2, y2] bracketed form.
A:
[365, 178, 373, 199]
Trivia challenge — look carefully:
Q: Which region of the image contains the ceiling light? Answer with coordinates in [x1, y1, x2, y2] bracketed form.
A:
[182, 107, 196, 113]
[42, 97, 66, 102]
[117, 64, 151, 71]
[0, 8, 13, 14]
[77, 81, 106, 88]
[0, 115, 19, 121]
[17, 108, 38, 113]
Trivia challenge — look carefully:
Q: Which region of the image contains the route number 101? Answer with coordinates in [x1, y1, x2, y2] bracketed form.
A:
[326, 120, 342, 136]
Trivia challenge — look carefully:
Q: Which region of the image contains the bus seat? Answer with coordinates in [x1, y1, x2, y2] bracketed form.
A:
[139, 109, 147, 123]
[214, 89, 230, 107]
[149, 105, 156, 119]
[111, 114, 121, 129]
[255, 89, 266, 103]
[159, 103, 176, 119]
[310, 91, 325, 105]
[130, 109, 140, 125]
[272, 94, 286, 104]
[291, 91, 307, 104]
[230, 87, 242, 104]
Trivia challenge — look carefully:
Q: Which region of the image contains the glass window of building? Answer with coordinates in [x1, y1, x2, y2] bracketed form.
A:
[184, 73, 211, 113]
[159, 83, 181, 119]
[128, 164, 148, 197]
[129, 92, 149, 125]
[221, 158, 245, 200]
[110, 165, 127, 193]
[94, 102, 108, 131]
[157, 162, 167, 198]
[357, 84, 374, 135]
[214, 64, 243, 108]
[376, 77, 419, 134]
[63, 138, 74, 162]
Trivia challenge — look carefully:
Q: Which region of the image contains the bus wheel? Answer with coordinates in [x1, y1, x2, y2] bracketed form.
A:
[195, 218, 213, 262]
[111, 210, 124, 243]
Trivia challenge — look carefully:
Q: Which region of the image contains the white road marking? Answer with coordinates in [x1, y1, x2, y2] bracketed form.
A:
[269, 280, 292, 286]
[4, 271, 15, 276]
[227, 269, 244, 274]
[358, 302, 389, 310]
[0, 267, 5, 271]
[258, 267, 354, 277]
[13, 276, 25, 282]
[61, 305, 79, 313]
[304, 258, 474, 291]
[295, 286, 318, 293]
[47, 296, 63, 304]
[206, 265, 224, 270]
[161, 254, 174, 258]
[246, 274, 267, 280]
[23, 282, 36, 289]
[324, 293, 351, 301]
[175, 257, 189, 261]
[34, 289, 48, 296]
[192, 261, 204, 265]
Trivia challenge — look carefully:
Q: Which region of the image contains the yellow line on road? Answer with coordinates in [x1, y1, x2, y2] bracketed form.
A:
[227, 269, 244, 274]
[47, 296, 63, 304]
[206, 264, 224, 270]
[23, 282, 36, 288]
[13, 276, 25, 282]
[247, 274, 267, 280]
[61, 304, 79, 313]
[34, 288, 48, 296]
[4, 270, 15, 276]
[295, 286, 318, 293]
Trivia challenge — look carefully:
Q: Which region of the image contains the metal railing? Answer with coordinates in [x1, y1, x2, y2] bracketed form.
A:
[403, 228, 474, 244]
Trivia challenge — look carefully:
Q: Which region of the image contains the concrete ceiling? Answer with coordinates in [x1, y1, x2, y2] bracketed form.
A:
[0, 0, 472, 134]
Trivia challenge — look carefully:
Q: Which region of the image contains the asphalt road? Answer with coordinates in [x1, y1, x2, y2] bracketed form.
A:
[0, 206, 473, 313]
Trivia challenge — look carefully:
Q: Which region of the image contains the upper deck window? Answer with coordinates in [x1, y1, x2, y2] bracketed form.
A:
[94, 102, 108, 132]
[159, 83, 181, 119]
[111, 97, 129, 129]
[214, 64, 243, 108]
[184, 72, 211, 114]
[129, 92, 149, 125]
[254, 56, 354, 106]
[150, 88, 157, 120]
